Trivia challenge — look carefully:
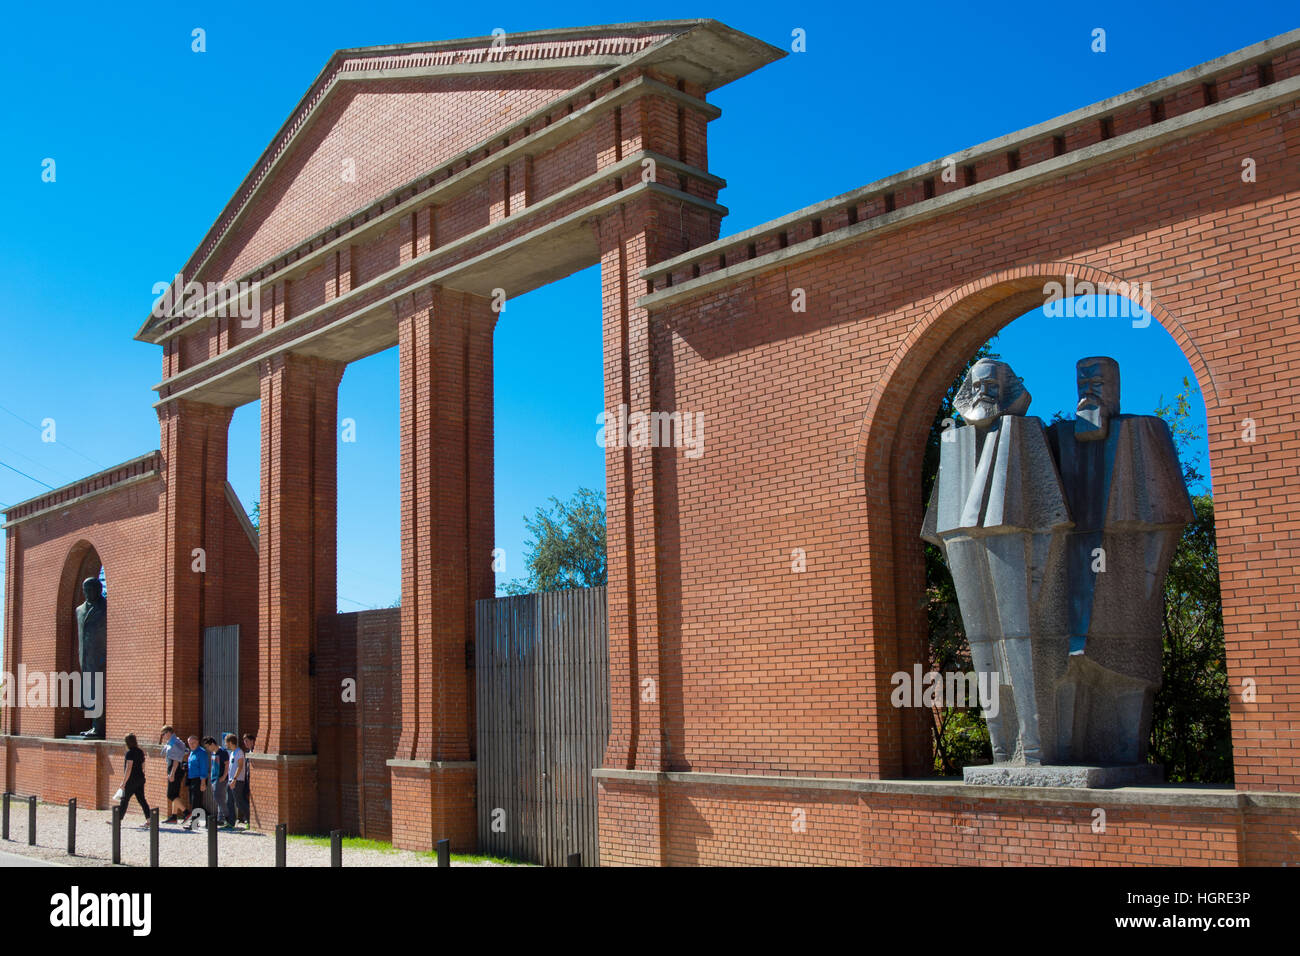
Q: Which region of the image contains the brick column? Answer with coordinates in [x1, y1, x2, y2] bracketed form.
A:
[593, 188, 721, 865]
[158, 398, 234, 739]
[254, 352, 343, 832]
[388, 285, 494, 852]
[2, 524, 20, 735]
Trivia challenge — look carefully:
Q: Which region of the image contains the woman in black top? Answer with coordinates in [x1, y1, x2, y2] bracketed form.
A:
[117, 734, 151, 823]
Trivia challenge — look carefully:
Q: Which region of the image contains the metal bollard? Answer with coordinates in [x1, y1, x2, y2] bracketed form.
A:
[27, 796, 36, 846]
[567, 852, 581, 867]
[149, 808, 159, 867]
[111, 807, 121, 864]
[436, 838, 450, 868]
[2, 792, 9, 840]
[330, 829, 342, 868]
[67, 799, 77, 855]
[207, 809, 218, 867]
[275, 823, 286, 867]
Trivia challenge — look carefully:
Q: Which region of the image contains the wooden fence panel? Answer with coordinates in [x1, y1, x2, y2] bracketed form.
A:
[476, 586, 608, 865]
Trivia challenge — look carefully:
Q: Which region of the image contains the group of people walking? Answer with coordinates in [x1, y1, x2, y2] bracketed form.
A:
[114, 725, 254, 830]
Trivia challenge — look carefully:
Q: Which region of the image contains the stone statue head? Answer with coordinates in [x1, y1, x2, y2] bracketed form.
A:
[82, 576, 103, 602]
[953, 358, 1031, 427]
[1074, 356, 1121, 442]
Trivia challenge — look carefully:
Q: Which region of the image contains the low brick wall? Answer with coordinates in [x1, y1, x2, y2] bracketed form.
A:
[596, 770, 1300, 866]
[1, 735, 173, 812]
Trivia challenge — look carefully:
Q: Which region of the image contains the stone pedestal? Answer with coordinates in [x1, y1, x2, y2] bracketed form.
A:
[963, 763, 1164, 788]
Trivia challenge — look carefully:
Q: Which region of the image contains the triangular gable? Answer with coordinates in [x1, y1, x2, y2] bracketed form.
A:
[139, 20, 783, 342]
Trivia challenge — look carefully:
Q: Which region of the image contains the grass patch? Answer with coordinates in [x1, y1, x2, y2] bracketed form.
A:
[418, 850, 532, 866]
[287, 834, 398, 853]
[287, 833, 531, 865]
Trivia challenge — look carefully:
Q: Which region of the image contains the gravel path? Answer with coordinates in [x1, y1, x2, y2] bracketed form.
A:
[0, 801, 517, 867]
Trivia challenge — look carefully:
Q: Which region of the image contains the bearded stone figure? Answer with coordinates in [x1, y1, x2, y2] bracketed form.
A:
[923, 355, 1193, 786]
[1046, 357, 1193, 767]
[922, 358, 1072, 767]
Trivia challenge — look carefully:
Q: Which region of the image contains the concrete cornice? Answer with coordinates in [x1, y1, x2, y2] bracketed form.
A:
[151, 172, 725, 408]
[591, 768, 1300, 810]
[1, 451, 162, 529]
[639, 28, 1300, 311]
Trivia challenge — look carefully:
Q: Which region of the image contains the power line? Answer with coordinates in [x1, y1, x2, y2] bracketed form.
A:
[0, 459, 54, 491]
[0, 438, 76, 487]
[0, 402, 103, 469]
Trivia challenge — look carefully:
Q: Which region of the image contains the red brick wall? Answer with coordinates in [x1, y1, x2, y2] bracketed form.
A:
[318, 608, 401, 839]
[622, 101, 1300, 799]
[0, 451, 258, 794]
[2, 476, 165, 741]
[597, 777, 1300, 866]
[203, 70, 600, 286]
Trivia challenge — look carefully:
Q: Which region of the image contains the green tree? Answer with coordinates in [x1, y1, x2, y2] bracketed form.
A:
[502, 488, 606, 596]
[1150, 379, 1231, 782]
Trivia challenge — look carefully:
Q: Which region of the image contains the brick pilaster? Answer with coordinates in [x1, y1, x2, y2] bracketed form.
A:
[158, 398, 234, 738]
[257, 353, 344, 779]
[388, 285, 494, 850]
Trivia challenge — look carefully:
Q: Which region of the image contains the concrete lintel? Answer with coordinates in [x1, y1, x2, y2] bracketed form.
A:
[590, 767, 1300, 810]
[638, 72, 1300, 311]
[152, 175, 724, 409]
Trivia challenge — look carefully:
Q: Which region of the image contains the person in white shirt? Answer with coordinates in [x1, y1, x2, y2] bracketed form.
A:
[223, 734, 249, 829]
[158, 725, 189, 823]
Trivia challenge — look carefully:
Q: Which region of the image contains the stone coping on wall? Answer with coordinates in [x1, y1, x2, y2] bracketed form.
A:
[385, 759, 476, 770]
[638, 27, 1300, 311]
[591, 767, 1300, 810]
[1, 451, 161, 529]
[0, 735, 119, 749]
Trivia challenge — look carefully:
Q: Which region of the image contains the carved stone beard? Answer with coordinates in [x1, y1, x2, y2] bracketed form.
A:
[1075, 397, 1115, 442]
[956, 397, 1002, 428]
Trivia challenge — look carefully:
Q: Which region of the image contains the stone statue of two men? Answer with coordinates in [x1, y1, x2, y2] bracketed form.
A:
[922, 356, 1193, 775]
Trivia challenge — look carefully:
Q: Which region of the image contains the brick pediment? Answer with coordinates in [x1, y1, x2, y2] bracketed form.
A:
[138, 20, 783, 343]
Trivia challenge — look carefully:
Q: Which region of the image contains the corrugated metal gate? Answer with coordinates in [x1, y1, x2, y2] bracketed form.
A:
[202, 625, 239, 743]
[475, 586, 608, 866]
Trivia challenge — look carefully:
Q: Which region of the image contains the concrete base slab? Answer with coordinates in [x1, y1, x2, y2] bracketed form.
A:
[962, 763, 1164, 788]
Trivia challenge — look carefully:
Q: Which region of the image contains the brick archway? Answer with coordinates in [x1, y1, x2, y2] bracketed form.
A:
[856, 261, 1220, 775]
[55, 540, 103, 737]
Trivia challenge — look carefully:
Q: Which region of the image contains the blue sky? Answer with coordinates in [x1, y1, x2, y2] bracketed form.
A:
[1, 1, 1285, 626]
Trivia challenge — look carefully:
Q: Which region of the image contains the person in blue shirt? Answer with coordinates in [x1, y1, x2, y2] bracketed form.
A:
[182, 734, 209, 830]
